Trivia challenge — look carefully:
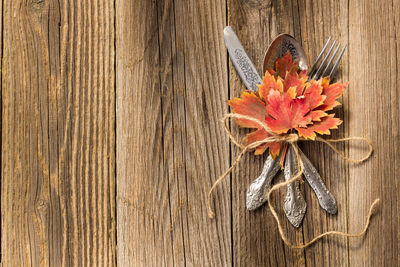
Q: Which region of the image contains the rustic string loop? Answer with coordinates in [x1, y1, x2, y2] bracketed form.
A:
[207, 113, 379, 249]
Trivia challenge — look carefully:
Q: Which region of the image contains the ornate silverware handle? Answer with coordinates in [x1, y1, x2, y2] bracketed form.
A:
[283, 146, 307, 228]
[246, 153, 282, 211]
[223, 26, 263, 92]
[300, 150, 337, 214]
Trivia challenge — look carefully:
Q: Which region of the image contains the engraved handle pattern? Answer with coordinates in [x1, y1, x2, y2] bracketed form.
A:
[246, 153, 282, 211]
[233, 49, 263, 91]
[283, 146, 307, 228]
[300, 150, 337, 214]
[223, 26, 263, 92]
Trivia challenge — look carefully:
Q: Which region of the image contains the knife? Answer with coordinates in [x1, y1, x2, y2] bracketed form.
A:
[223, 26, 286, 212]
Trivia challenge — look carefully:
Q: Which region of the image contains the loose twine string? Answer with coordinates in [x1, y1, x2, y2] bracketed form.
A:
[207, 113, 380, 249]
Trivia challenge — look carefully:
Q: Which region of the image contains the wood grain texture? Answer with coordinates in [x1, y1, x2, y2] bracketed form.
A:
[1, 0, 115, 266]
[347, 0, 400, 266]
[1, 0, 399, 266]
[116, 0, 231, 266]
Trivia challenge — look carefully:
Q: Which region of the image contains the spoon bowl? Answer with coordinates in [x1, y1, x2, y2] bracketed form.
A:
[263, 34, 308, 74]
[262, 34, 338, 224]
[262, 34, 309, 227]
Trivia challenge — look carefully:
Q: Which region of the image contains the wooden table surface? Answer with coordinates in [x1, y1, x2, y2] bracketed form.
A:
[2, 0, 399, 266]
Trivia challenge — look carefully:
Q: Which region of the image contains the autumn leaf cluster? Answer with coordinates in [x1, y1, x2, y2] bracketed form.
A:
[228, 52, 347, 158]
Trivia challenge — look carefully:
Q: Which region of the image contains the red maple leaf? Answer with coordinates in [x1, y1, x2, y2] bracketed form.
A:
[228, 52, 347, 157]
[265, 89, 312, 134]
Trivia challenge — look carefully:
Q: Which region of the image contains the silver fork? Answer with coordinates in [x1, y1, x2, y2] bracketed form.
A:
[254, 37, 346, 217]
[308, 37, 347, 81]
[280, 38, 346, 226]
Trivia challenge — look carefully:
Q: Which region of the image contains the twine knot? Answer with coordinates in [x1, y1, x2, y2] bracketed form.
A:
[284, 133, 299, 143]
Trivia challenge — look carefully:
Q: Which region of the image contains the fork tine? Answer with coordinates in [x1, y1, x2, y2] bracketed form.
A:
[321, 44, 340, 78]
[329, 45, 347, 79]
[312, 40, 337, 80]
[308, 36, 331, 77]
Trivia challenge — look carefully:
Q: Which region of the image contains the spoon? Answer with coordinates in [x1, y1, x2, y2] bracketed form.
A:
[263, 34, 338, 220]
[262, 34, 308, 227]
[245, 34, 308, 216]
[263, 34, 308, 73]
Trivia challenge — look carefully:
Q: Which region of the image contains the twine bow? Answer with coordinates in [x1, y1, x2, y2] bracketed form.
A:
[207, 113, 380, 249]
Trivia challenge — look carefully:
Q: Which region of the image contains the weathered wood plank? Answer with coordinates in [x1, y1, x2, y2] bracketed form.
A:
[1, 0, 116, 265]
[347, 0, 399, 266]
[297, 1, 351, 266]
[116, 0, 169, 265]
[0, 0, 2, 261]
[116, 0, 230, 265]
[228, 1, 307, 266]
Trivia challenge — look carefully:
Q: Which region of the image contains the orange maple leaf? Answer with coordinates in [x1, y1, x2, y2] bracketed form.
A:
[265, 89, 312, 134]
[228, 92, 282, 156]
[317, 77, 348, 111]
[228, 51, 347, 157]
[297, 114, 342, 139]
